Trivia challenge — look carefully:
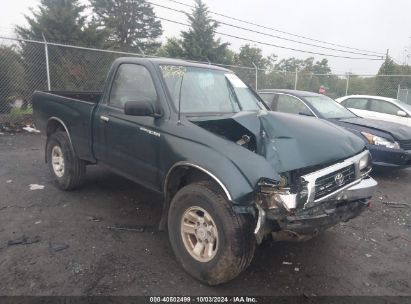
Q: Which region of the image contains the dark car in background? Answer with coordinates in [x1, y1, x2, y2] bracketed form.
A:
[258, 89, 411, 169]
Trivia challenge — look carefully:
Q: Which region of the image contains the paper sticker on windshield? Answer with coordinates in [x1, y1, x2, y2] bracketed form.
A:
[225, 73, 247, 88]
[160, 65, 186, 78]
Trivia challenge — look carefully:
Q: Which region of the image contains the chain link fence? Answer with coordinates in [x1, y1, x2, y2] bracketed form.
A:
[0, 36, 142, 127]
[1, 36, 411, 128]
[397, 86, 411, 104]
[256, 71, 411, 102]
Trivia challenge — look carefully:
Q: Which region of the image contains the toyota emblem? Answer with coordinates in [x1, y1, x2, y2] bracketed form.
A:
[334, 173, 344, 187]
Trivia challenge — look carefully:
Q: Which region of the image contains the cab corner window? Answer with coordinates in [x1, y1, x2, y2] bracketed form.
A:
[109, 64, 157, 109]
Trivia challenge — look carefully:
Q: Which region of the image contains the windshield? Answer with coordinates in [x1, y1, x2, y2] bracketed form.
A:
[305, 95, 356, 119]
[160, 65, 263, 113]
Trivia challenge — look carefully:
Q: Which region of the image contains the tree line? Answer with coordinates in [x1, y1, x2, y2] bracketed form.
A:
[0, 0, 408, 114]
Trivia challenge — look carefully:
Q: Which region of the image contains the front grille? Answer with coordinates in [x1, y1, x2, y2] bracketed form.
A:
[399, 140, 411, 150]
[314, 164, 356, 200]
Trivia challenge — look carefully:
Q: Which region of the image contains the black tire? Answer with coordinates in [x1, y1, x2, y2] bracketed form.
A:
[46, 131, 86, 190]
[168, 181, 256, 285]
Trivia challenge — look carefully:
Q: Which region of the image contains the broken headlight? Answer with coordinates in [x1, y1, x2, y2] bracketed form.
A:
[297, 178, 309, 205]
[258, 177, 308, 212]
[258, 178, 280, 194]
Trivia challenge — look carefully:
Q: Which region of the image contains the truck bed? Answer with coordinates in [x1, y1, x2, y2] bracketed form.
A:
[32, 91, 103, 162]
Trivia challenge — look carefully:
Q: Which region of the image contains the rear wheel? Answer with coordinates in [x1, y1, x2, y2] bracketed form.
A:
[46, 131, 86, 190]
[168, 181, 256, 285]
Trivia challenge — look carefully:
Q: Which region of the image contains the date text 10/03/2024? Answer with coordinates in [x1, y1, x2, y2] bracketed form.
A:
[149, 297, 258, 303]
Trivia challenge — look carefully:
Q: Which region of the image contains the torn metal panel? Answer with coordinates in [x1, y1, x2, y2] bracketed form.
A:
[192, 110, 366, 174]
[257, 111, 365, 173]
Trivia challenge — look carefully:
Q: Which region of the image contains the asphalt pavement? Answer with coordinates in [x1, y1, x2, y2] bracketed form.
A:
[0, 133, 410, 296]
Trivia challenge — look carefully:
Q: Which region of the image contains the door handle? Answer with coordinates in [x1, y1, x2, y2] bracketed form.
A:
[100, 115, 109, 122]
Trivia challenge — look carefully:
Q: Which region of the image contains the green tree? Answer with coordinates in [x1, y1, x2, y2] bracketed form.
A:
[312, 58, 331, 74]
[0, 46, 25, 113]
[157, 37, 184, 58]
[16, 0, 102, 45]
[274, 57, 331, 74]
[16, 0, 108, 92]
[266, 56, 338, 95]
[275, 57, 306, 72]
[375, 56, 399, 97]
[346, 74, 375, 95]
[395, 64, 411, 93]
[90, 0, 162, 54]
[305, 58, 333, 94]
[179, 0, 232, 63]
[233, 44, 275, 88]
[378, 56, 396, 75]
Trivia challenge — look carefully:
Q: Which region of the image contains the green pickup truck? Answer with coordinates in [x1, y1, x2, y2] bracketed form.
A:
[32, 57, 377, 285]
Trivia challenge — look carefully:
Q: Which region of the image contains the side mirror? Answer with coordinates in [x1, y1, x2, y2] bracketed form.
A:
[124, 100, 157, 117]
[397, 110, 407, 117]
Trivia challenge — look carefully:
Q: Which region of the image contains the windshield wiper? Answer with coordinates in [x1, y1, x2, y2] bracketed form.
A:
[299, 112, 314, 117]
[332, 116, 356, 120]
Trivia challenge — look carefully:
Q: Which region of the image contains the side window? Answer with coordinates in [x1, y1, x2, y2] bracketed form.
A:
[342, 98, 368, 110]
[277, 94, 312, 115]
[369, 99, 400, 115]
[109, 64, 157, 109]
[259, 93, 275, 104]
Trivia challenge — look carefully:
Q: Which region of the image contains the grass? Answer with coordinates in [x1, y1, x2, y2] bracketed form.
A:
[9, 107, 33, 117]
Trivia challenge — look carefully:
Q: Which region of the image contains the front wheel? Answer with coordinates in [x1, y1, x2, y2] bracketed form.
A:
[168, 181, 256, 285]
[46, 131, 86, 190]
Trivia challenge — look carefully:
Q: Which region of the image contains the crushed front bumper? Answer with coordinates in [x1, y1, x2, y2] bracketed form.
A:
[275, 177, 377, 235]
[273, 200, 369, 241]
[255, 152, 378, 242]
[316, 176, 377, 203]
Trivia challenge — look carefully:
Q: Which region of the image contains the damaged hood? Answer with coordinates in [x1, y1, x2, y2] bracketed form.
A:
[334, 117, 411, 141]
[193, 111, 365, 173]
[255, 112, 365, 172]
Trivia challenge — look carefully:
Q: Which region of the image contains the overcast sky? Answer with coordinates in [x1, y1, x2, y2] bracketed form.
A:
[1, 0, 410, 74]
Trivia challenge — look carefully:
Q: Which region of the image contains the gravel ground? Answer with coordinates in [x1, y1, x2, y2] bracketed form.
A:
[0, 133, 410, 296]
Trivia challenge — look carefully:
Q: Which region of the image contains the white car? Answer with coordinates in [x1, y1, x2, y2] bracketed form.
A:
[336, 95, 411, 127]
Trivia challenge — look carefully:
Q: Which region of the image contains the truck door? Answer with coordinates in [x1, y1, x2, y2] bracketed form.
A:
[95, 63, 162, 191]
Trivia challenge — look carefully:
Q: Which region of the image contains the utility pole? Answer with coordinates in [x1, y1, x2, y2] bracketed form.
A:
[294, 67, 298, 90]
[252, 62, 258, 90]
[408, 36, 411, 65]
[402, 48, 408, 65]
[345, 74, 350, 96]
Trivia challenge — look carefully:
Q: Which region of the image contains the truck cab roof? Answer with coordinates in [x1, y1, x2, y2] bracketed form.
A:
[258, 89, 322, 97]
[113, 57, 232, 73]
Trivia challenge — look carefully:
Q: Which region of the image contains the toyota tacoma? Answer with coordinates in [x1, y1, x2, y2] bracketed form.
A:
[32, 58, 377, 285]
